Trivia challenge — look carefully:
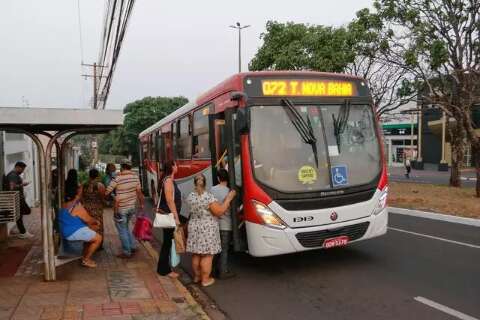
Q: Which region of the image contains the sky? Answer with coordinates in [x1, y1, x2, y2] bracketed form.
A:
[0, 0, 373, 110]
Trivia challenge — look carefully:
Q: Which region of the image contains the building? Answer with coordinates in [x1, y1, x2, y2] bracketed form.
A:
[382, 98, 479, 171]
[0, 131, 39, 206]
[381, 102, 418, 167]
[418, 104, 479, 170]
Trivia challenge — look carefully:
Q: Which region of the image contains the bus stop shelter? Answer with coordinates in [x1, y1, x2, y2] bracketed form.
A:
[0, 107, 123, 281]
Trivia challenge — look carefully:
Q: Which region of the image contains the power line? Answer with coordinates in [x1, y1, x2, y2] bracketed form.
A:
[76, 0, 85, 64]
[80, 0, 135, 109]
[76, 0, 87, 107]
[96, 0, 136, 109]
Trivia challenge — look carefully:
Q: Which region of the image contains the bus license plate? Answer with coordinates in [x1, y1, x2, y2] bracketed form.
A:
[323, 236, 349, 249]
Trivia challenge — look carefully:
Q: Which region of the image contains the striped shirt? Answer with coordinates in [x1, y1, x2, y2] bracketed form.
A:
[106, 171, 140, 211]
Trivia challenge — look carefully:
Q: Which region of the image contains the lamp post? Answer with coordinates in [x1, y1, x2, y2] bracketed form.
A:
[229, 22, 250, 73]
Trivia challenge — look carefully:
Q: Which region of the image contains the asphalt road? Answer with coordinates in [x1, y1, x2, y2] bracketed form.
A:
[174, 212, 480, 320]
[388, 167, 477, 187]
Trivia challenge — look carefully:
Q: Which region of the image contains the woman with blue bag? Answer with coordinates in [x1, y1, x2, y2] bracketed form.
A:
[156, 161, 182, 278]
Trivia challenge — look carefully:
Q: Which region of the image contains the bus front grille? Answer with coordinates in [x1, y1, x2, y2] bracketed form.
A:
[295, 222, 370, 248]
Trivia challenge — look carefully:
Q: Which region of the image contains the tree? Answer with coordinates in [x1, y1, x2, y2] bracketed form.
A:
[372, 0, 480, 191]
[249, 20, 415, 117]
[346, 9, 417, 116]
[249, 21, 355, 72]
[72, 135, 94, 170]
[99, 96, 188, 165]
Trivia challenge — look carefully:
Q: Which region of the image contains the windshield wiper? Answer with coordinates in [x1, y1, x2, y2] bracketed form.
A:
[281, 99, 319, 168]
[332, 100, 351, 153]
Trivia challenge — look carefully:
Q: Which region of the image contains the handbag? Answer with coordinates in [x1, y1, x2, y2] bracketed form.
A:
[174, 227, 186, 253]
[153, 177, 176, 228]
[170, 240, 180, 267]
[133, 211, 153, 241]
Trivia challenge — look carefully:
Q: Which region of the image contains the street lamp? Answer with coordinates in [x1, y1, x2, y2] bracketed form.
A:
[229, 22, 250, 73]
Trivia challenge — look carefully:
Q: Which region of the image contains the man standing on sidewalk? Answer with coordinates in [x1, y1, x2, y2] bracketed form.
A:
[5, 162, 34, 239]
[211, 169, 235, 279]
[105, 159, 144, 258]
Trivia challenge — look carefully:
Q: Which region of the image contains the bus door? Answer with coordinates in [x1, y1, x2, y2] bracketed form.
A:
[154, 132, 167, 203]
[223, 108, 247, 252]
[139, 142, 148, 194]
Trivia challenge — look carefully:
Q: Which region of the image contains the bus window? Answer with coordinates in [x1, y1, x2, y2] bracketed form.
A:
[164, 131, 173, 161]
[142, 142, 148, 163]
[172, 122, 177, 158]
[193, 106, 210, 159]
[148, 135, 155, 160]
[176, 116, 192, 159]
[214, 119, 226, 163]
[156, 133, 165, 164]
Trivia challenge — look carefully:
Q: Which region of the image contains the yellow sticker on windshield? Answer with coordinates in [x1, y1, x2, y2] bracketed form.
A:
[298, 166, 317, 184]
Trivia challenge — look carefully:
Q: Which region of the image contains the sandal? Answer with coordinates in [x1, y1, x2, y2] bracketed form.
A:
[201, 278, 215, 287]
[81, 259, 97, 268]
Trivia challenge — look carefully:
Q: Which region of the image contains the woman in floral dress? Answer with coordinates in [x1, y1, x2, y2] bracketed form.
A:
[81, 169, 106, 240]
[186, 174, 235, 287]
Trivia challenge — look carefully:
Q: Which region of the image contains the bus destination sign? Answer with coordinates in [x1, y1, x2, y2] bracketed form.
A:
[261, 79, 354, 97]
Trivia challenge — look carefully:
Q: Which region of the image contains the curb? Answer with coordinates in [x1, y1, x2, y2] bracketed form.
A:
[141, 240, 211, 320]
[388, 207, 480, 227]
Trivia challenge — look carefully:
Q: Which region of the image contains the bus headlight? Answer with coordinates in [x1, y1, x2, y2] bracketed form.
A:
[252, 200, 286, 229]
[373, 186, 388, 215]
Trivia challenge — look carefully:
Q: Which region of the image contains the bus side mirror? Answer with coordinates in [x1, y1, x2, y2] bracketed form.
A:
[235, 107, 249, 135]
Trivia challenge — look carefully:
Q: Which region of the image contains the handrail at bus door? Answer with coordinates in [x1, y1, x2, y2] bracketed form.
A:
[224, 108, 244, 252]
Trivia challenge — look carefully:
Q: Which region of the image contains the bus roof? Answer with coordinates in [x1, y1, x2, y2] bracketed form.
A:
[139, 71, 366, 138]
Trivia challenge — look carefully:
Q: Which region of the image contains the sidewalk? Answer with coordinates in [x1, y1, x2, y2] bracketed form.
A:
[0, 208, 208, 320]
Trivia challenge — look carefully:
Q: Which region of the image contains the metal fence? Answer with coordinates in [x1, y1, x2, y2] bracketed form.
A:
[0, 191, 20, 223]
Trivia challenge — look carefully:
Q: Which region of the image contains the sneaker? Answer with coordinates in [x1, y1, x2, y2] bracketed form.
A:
[17, 232, 34, 239]
[218, 271, 236, 280]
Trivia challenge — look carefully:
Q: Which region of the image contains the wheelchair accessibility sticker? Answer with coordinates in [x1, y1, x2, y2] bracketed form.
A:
[331, 165, 348, 187]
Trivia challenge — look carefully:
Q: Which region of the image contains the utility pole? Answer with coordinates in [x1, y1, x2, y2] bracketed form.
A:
[229, 22, 250, 73]
[81, 63, 108, 109]
[82, 62, 107, 166]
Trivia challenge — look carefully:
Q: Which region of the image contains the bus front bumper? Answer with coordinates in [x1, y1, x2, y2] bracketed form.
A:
[245, 208, 388, 257]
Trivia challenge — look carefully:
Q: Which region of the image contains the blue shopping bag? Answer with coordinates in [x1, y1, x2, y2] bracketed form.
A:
[170, 240, 180, 267]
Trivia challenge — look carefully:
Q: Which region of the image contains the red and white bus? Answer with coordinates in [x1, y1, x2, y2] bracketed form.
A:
[139, 71, 388, 257]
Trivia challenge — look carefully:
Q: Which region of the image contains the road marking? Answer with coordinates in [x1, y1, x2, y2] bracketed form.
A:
[414, 296, 479, 320]
[389, 207, 480, 227]
[388, 227, 480, 249]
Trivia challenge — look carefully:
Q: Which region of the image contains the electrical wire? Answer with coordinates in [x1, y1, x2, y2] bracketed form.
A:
[77, 0, 85, 64]
[97, 0, 135, 109]
[77, 0, 87, 107]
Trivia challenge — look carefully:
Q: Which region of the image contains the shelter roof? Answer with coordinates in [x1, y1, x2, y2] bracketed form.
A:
[0, 107, 123, 133]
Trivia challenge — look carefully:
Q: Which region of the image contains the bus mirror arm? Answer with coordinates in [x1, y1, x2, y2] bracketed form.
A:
[230, 91, 248, 101]
[235, 107, 250, 134]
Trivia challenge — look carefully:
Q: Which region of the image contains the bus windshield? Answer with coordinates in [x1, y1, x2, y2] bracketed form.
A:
[249, 104, 381, 193]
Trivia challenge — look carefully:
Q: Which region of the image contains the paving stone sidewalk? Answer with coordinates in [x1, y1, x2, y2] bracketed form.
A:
[0, 208, 208, 320]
